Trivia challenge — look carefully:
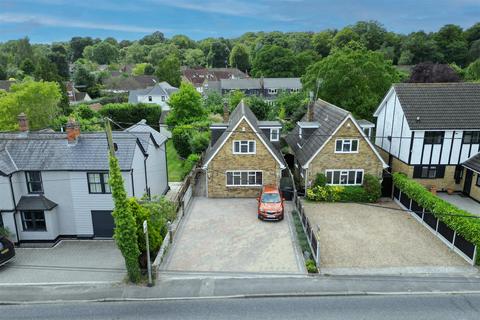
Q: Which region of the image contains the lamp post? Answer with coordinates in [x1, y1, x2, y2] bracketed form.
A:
[143, 220, 153, 287]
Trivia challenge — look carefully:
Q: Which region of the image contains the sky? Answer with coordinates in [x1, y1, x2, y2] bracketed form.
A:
[0, 0, 479, 43]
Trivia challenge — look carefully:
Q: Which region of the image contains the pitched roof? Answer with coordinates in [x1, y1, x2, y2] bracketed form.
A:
[16, 195, 58, 211]
[263, 78, 301, 89]
[220, 78, 261, 90]
[219, 78, 302, 90]
[203, 100, 286, 168]
[463, 153, 480, 174]
[0, 130, 160, 176]
[285, 99, 349, 166]
[128, 82, 178, 103]
[103, 75, 158, 91]
[125, 119, 167, 146]
[182, 67, 246, 86]
[384, 83, 480, 130]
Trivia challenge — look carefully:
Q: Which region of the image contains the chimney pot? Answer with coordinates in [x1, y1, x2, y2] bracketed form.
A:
[66, 117, 80, 144]
[18, 112, 29, 132]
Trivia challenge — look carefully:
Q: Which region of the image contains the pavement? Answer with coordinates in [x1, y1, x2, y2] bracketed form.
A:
[162, 197, 304, 274]
[437, 192, 480, 216]
[0, 240, 125, 285]
[303, 201, 474, 274]
[3, 294, 480, 320]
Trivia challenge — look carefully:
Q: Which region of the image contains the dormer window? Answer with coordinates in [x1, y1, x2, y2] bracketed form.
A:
[233, 140, 256, 154]
[270, 128, 280, 141]
[335, 139, 359, 153]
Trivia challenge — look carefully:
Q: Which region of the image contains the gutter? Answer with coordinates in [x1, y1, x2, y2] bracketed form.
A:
[144, 155, 150, 200]
[8, 175, 20, 245]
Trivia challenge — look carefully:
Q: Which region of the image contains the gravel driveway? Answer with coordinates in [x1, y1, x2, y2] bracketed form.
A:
[163, 198, 304, 274]
[0, 240, 125, 284]
[303, 200, 473, 274]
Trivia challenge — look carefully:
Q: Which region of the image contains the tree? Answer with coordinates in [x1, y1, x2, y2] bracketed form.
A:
[312, 30, 334, 57]
[468, 39, 480, 62]
[73, 63, 96, 93]
[229, 44, 250, 72]
[226, 90, 245, 110]
[206, 41, 230, 67]
[184, 49, 206, 67]
[166, 82, 205, 127]
[144, 64, 155, 75]
[203, 91, 223, 114]
[434, 24, 468, 65]
[108, 153, 141, 283]
[302, 48, 400, 120]
[402, 31, 442, 64]
[465, 59, 480, 81]
[351, 20, 387, 51]
[20, 58, 35, 75]
[69, 37, 94, 61]
[251, 45, 296, 77]
[34, 56, 60, 82]
[48, 50, 70, 79]
[464, 22, 480, 45]
[287, 32, 313, 53]
[408, 62, 461, 83]
[155, 55, 181, 87]
[332, 28, 361, 48]
[398, 50, 414, 65]
[0, 80, 61, 130]
[132, 63, 148, 76]
[294, 50, 320, 76]
[0, 65, 6, 80]
[148, 44, 180, 66]
[245, 96, 270, 120]
[139, 31, 165, 45]
[124, 43, 149, 64]
[171, 35, 196, 50]
[83, 41, 119, 65]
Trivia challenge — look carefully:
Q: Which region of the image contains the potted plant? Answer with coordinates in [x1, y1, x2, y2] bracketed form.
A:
[447, 187, 455, 195]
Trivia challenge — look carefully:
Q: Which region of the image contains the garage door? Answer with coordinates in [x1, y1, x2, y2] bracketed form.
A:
[91, 211, 115, 237]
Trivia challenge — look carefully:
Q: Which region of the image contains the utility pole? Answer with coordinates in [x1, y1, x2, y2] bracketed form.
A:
[104, 118, 116, 157]
[144, 220, 153, 287]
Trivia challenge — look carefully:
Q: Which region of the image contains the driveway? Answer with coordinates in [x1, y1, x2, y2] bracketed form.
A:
[0, 240, 125, 284]
[163, 198, 304, 274]
[303, 200, 473, 274]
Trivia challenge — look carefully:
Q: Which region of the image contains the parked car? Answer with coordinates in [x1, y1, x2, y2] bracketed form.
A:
[257, 185, 285, 221]
[0, 237, 15, 267]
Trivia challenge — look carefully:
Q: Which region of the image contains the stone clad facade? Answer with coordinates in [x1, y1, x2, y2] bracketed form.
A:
[207, 119, 282, 197]
[306, 118, 384, 186]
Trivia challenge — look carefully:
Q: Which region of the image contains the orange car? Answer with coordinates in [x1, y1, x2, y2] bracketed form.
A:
[257, 185, 285, 221]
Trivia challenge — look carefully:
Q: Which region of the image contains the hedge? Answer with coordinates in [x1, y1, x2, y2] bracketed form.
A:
[99, 103, 161, 127]
[392, 172, 480, 265]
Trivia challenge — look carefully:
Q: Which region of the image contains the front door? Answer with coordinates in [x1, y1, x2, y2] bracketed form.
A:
[463, 169, 473, 196]
[91, 211, 115, 238]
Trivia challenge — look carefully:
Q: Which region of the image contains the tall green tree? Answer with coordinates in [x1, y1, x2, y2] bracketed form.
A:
[302, 48, 400, 120]
[402, 31, 442, 64]
[332, 28, 361, 48]
[166, 82, 205, 127]
[139, 31, 165, 45]
[229, 44, 250, 72]
[184, 49, 206, 67]
[83, 41, 119, 65]
[312, 30, 334, 57]
[351, 20, 387, 51]
[251, 45, 296, 77]
[207, 41, 230, 67]
[69, 37, 94, 61]
[465, 59, 480, 81]
[171, 35, 196, 49]
[155, 55, 181, 87]
[0, 80, 61, 130]
[434, 24, 469, 65]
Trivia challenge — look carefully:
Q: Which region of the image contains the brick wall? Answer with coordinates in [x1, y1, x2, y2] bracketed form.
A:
[307, 118, 384, 186]
[207, 119, 281, 197]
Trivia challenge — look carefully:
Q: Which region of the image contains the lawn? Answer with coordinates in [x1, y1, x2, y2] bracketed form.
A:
[166, 140, 185, 182]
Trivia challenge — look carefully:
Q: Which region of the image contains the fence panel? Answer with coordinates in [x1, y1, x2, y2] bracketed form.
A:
[423, 211, 438, 230]
[437, 221, 455, 243]
[454, 234, 476, 260]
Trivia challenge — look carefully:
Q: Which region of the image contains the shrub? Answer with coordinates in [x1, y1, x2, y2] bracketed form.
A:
[128, 198, 163, 254]
[393, 172, 480, 265]
[305, 259, 318, 273]
[363, 174, 381, 202]
[184, 154, 200, 175]
[313, 173, 327, 187]
[141, 196, 177, 237]
[99, 103, 161, 127]
[190, 131, 210, 154]
[306, 185, 343, 202]
[172, 125, 193, 158]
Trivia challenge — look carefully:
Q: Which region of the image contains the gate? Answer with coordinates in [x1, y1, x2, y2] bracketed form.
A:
[381, 171, 393, 197]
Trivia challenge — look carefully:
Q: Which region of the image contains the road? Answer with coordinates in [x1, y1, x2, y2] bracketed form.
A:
[2, 294, 480, 320]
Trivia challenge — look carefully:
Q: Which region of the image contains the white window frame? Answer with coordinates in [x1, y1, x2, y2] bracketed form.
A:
[148, 96, 153, 102]
[232, 140, 256, 154]
[325, 169, 364, 186]
[335, 139, 359, 153]
[226, 170, 263, 187]
[270, 128, 280, 141]
[268, 88, 277, 94]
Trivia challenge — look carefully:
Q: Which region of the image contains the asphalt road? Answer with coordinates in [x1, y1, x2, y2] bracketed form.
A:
[2, 294, 480, 320]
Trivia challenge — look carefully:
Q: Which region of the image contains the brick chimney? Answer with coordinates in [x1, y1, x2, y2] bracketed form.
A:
[18, 113, 29, 132]
[223, 102, 229, 123]
[306, 102, 315, 122]
[66, 117, 80, 144]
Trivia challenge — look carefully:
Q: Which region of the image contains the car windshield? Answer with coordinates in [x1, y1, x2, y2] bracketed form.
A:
[261, 193, 281, 203]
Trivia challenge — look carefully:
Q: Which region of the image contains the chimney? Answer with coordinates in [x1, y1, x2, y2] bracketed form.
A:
[307, 102, 315, 122]
[18, 113, 29, 132]
[66, 117, 80, 145]
[223, 102, 229, 123]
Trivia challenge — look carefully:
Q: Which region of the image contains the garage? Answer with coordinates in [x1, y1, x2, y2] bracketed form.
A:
[91, 210, 115, 238]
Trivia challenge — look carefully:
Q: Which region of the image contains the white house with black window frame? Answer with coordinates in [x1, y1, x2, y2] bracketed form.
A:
[0, 117, 168, 244]
[202, 100, 286, 197]
[285, 99, 387, 189]
[374, 83, 480, 196]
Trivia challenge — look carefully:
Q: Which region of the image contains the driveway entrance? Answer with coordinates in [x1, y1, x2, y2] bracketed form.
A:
[163, 198, 304, 274]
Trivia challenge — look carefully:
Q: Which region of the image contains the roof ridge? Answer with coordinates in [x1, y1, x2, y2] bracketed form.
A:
[316, 98, 350, 116]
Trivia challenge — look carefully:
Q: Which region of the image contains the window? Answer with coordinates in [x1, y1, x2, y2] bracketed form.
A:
[462, 131, 480, 144]
[148, 96, 152, 102]
[476, 174, 480, 187]
[87, 173, 111, 194]
[233, 140, 256, 154]
[226, 171, 262, 186]
[454, 165, 464, 183]
[25, 171, 43, 193]
[413, 165, 445, 179]
[424, 131, 444, 144]
[335, 139, 359, 153]
[325, 170, 363, 186]
[268, 88, 277, 94]
[299, 128, 303, 139]
[161, 96, 166, 102]
[270, 128, 280, 141]
[21, 211, 46, 231]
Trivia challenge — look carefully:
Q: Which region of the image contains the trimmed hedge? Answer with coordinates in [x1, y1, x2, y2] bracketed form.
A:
[393, 173, 480, 265]
[99, 103, 161, 127]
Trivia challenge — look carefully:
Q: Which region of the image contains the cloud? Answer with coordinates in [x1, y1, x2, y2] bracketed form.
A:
[0, 13, 166, 33]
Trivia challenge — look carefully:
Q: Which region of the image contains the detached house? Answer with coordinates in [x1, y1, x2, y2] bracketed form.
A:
[202, 101, 286, 197]
[374, 83, 480, 198]
[128, 81, 178, 111]
[285, 99, 387, 188]
[0, 116, 168, 243]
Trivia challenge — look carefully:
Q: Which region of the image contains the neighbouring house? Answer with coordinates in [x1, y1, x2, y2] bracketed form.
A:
[202, 100, 286, 197]
[217, 77, 302, 103]
[66, 81, 92, 105]
[181, 67, 246, 94]
[103, 75, 158, 93]
[285, 99, 387, 189]
[128, 81, 178, 111]
[374, 83, 480, 197]
[462, 153, 480, 202]
[0, 116, 168, 244]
